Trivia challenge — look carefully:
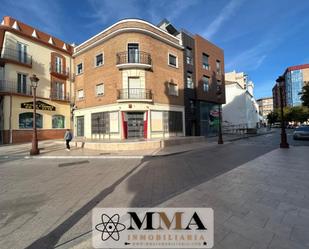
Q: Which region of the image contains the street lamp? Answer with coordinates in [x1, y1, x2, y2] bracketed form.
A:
[216, 85, 224, 144]
[29, 74, 40, 155]
[276, 76, 289, 149]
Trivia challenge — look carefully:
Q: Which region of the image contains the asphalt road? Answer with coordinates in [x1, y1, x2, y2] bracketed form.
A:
[0, 129, 308, 249]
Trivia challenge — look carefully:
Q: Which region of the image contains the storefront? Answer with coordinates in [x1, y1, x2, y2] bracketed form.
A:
[0, 95, 71, 144]
[73, 103, 185, 140]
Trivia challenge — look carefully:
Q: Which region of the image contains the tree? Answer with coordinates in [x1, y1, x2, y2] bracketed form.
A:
[267, 111, 279, 125]
[284, 106, 309, 123]
[300, 84, 309, 107]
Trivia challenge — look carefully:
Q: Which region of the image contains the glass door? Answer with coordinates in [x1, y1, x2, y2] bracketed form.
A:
[17, 42, 27, 64]
[127, 112, 144, 139]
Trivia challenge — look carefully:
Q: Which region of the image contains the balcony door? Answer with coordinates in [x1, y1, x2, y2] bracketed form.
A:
[52, 82, 64, 100]
[17, 42, 27, 64]
[128, 77, 143, 99]
[55, 56, 62, 74]
[17, 73, 27, 94]
[128, 43, 139, 63]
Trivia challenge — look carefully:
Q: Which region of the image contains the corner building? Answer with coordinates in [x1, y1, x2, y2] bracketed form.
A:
[73, 19, 185, 140]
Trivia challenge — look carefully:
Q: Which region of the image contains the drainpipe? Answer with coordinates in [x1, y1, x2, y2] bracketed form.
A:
[9, 94, 12, 144]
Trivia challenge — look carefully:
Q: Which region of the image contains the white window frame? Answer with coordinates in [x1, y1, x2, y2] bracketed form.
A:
[95, 83, 104, 96]
[202, 53, 210, 70]
[76, 62, 83, 75]
[168, 82, 178, 96]
[77, 89, 84, 100]
[186, 72, 194, 89]
[202, 76, 210, 92]
[94, 52, 104, 67]
[168, 52, 178, 68]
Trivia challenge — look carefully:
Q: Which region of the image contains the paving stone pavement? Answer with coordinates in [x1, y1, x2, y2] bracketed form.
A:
[161, 146, 309, 249]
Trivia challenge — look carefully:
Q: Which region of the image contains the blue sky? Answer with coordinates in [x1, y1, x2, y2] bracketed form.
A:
[1, 0, 309, 99]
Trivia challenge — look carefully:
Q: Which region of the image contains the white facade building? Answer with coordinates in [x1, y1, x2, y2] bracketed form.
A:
[222, 71, 260, 129]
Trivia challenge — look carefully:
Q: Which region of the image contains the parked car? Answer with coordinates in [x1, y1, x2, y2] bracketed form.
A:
[293, 126, 309, 140]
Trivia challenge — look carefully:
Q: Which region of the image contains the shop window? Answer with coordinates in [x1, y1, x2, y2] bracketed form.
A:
[52, 115, 65, 128]
[19, 112, 43, 129]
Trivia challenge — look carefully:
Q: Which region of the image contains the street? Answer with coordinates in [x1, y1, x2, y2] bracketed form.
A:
[0, 129, 309, 249]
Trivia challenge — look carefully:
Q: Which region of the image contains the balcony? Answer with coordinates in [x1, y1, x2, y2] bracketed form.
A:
[0, 47, 32, 67]
[0, 79, 32, 96]
[50, 91, 70, 102]
[117, 88, 152, 102]
[116, 51, 152, 69]
[50, 63, 69, 79]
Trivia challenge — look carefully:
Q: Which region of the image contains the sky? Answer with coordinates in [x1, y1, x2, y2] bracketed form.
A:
[1, 0, 309, 99]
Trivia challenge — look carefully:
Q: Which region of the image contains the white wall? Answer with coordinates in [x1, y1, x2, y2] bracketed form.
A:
[222, 84, 259, 128]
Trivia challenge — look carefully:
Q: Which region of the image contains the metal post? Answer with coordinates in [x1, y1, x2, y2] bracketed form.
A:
[278, 82, 289, 148]
[218, 104, 223, 144]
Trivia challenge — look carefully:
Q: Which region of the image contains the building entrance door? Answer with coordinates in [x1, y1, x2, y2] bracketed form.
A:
[76, 116, 84, 137]
[127, 112, 144, 139]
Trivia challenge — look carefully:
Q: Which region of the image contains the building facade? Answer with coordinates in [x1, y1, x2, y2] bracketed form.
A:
[257, 97, 273, 123]
[223, 72, 259, 129]
[158, 20, 225, 137]
[273, 64, 309, 109]
[0, 16, 73, 144]
[73, 19, 185, 140]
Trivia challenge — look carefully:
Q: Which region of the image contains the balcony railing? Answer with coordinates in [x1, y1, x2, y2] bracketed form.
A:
[50, 63, 69, 78]
[116, 51, 152, 66]
[0, 47, 32, 66]
[0, 79, 32, 96]
[50, 91, 70, 101]
[118, 88, 152, 100]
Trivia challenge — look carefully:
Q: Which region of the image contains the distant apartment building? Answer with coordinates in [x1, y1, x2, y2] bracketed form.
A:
[73, 19, 225, 140]
[273, 64, 309, 109]
[223, 71, 259, 128]
[0, 16, 73, 144]
[257, 97, 273, 122]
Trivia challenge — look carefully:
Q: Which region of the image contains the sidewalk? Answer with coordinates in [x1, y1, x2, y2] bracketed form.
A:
[0, 129, 274, 158]
[74, 146, 309, 249]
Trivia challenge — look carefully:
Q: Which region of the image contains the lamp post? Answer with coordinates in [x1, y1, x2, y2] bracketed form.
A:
[216, 85, 224, 144]
[30, 74, 40, 155]
[276, 76, 289, 149]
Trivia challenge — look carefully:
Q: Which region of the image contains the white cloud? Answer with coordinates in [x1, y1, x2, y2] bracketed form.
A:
[202, 0, 246, 39]
[1, 0, 64, 37]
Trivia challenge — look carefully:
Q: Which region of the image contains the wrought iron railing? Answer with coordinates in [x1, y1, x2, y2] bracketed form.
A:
[0, 47, 32, 66]
[118, 88, 152, 100]
[49, 63, 69, 77]
[50, 91, 70, 101]
[116, 51, 152, 65]
[0, 79, 32, 96]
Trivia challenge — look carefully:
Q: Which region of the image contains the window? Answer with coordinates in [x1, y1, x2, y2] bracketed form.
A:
[55, 56, 62, 74]
[163, 111, 183, 133]
[190, 100, 195, 113]
[168, 83, 178, 96]
[91, 112, 109, 134]
[186, 72, 194, 88]
[17, 73, 27, 94]
[168, 53, 177, 67]
[95, 53, 103, 67]
[217, 80, 222, 85]
[202, 76, 209, 92]
[186, 47, 193, 65]
[76, 63, 83, 75]
[216, 60, 221, 74]
[52, 115, 65, 128]
[77, 89, 84, 100]
[202, 53, 209, 70]
[19, 112, 43, 129]
[96, 83, 104, 96]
